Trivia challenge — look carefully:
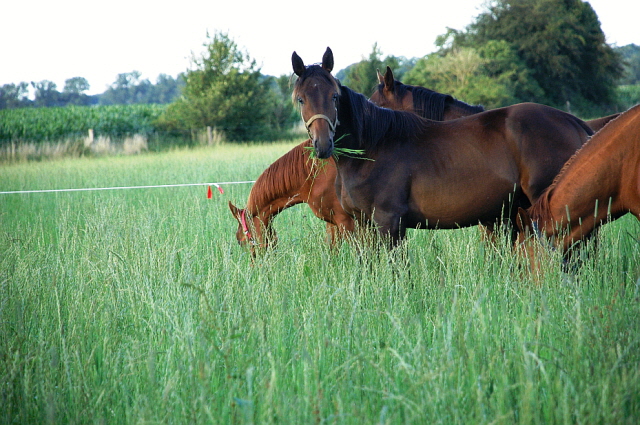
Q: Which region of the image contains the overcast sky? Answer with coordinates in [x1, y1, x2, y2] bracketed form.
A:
[1, 0, 638, 95]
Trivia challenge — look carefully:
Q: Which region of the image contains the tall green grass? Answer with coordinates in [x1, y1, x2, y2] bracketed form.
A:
[1, 143, 639, 424]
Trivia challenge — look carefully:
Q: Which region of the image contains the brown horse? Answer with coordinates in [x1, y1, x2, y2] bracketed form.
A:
[229, 75, 482, 251]
[516, 103, 640, 263]
[370, 66, 484, 120]
[292, 47, 594, 247]
[370, 66, 619, 132]
[228, 141, 352, 252]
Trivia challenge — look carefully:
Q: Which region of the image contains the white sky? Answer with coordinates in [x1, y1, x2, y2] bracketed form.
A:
[1, 0, 638, 95]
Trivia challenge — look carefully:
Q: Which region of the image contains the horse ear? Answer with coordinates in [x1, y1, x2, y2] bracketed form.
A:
[228, 201, 241, 220]
[376, 68, 384, 85]
[292, 51, 306, 77]
[383, 66, 395, 91]
[322, 47, 334, 73]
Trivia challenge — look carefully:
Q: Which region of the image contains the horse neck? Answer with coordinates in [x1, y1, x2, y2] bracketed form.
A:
[246, 141, 314, 223]
[337, 85, 427, 152]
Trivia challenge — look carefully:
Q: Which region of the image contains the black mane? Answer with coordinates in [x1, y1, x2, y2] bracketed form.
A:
[387, 81, 485, 119]
[338, 84, 430, 152]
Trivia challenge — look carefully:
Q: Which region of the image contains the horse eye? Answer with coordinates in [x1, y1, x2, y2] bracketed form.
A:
[297, 97, 304, 105]
[332, 94, 338, 102]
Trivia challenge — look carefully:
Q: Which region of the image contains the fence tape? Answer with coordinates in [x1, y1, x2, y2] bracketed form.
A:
[0, 181, 255, 195]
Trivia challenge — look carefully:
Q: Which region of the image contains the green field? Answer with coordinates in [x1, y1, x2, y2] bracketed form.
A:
[1, 143, 639, 424]
[0, 104, 167, 143]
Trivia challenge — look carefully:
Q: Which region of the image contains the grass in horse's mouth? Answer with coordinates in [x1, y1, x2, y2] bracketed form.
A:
[304, 134, 374, 161]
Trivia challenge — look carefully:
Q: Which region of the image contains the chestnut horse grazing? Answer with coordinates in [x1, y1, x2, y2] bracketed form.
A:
[228, 140, 353, 252]
[229, 75, 482, 250]
[371, 66, 619, 132]
[293, 47, 593, 247]
[516, 103, 640, 258]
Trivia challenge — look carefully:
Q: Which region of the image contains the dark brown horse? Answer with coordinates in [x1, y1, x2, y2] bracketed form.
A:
[292, 47, 594, 246]
[229, 76, 482, 251]
[228, 141, 353, 252]
[516, 104, 640, 263]
[370, 66, 619, 132]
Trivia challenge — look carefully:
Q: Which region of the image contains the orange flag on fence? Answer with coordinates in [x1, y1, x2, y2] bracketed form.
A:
[207, 186, 213, 199]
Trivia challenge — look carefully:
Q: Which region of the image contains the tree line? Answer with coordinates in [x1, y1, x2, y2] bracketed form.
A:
[0, 73, 183, 110]
[2, 0, 640, 143]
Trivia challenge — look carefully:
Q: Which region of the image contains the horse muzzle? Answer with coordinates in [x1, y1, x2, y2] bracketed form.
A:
[305, 113, 338, 159]
[314, 137, 334, 159]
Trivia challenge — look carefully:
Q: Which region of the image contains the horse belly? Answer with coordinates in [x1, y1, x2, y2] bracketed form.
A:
[408, 178, 516, 229]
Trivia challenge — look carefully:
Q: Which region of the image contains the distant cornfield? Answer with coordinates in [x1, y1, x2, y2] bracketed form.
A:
[0, 104, 166, 143]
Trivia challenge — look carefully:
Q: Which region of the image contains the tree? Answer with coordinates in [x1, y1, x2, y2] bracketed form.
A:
[63, 77, 92, 106]
[463, 0, 623, 111]
[150, 74, 183, 104]
[341, 44, 387, 95]
[31, 80, 62, 107]
[0, 82, 32, 109]
[161, 31, 276, 141]
[63, 77, 90, 95]
[404, 41, 543, 109]
[270, 74, 299, 132]
[617, 44, 640, 85]
[100, 71, 152, 105]
[339, 44, 417, 95]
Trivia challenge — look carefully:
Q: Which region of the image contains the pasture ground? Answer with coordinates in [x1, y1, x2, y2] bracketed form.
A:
[1, 142, 639, 424]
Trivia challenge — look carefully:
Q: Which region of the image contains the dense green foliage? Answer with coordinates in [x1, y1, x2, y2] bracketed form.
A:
[618, 44, 640, 85]
[417, 0, 624, 115]
[404, 41, 544, 109]
[1, 144, 639, 423]
[338, 44, 415, 96]
[159, 32, 297, 142]
[0, 104, 166, 142]
[617, 84, 640, 110]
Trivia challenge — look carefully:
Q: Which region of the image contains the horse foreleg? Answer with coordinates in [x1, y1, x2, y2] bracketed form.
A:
[373, 212, 406, 249]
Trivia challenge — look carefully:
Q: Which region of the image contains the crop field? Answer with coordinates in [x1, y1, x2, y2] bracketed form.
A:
[0, 104, 166, 142]
[1, 142, 639, 424]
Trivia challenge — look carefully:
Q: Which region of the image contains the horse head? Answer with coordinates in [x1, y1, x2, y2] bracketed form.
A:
[228, 201, 277, 256]
[369, 66, 410, 111]
[292, 47, 340, 159]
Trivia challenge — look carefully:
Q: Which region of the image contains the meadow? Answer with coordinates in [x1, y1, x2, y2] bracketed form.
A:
[1, 142, 639, 424]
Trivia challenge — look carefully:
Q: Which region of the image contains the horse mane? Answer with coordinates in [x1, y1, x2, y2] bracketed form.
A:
[381, 81, 485, 119]
[339, 84, 431, 151]
[246, 141, 314, 214]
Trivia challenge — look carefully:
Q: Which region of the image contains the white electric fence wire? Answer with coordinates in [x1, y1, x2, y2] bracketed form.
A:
[0, 181, 255, 195]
